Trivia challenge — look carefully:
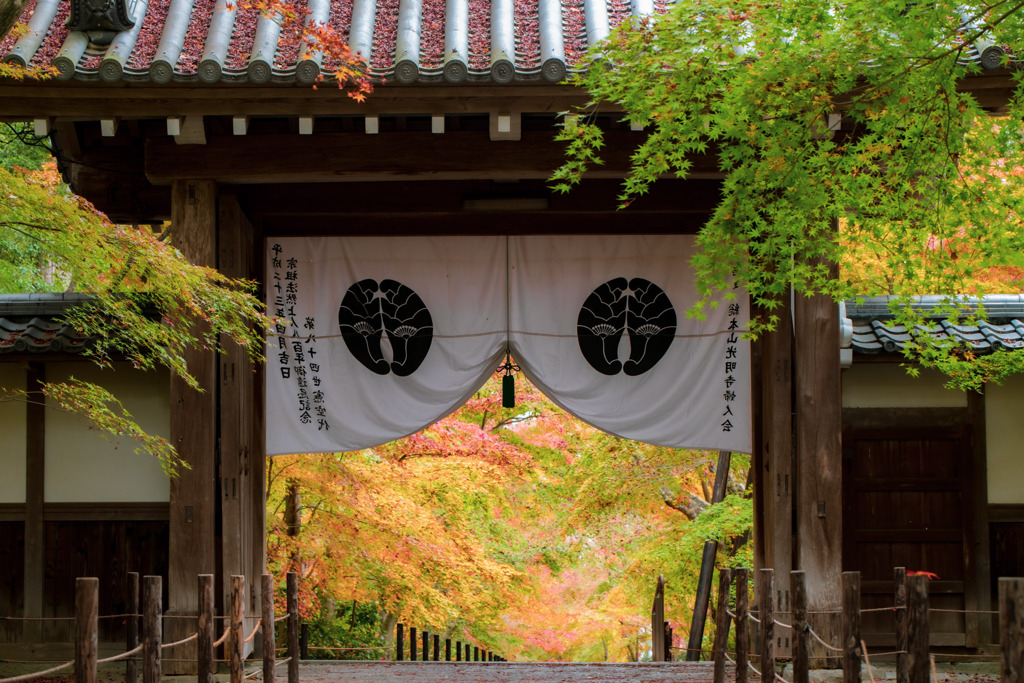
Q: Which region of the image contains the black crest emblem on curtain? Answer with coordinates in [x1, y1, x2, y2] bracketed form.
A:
[577, 278, 676, 376]
[339, 279, 433, 376]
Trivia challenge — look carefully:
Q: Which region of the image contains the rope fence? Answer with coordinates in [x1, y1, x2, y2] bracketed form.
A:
[0, 571, 302, 683]
[689, 567, 1023, 683]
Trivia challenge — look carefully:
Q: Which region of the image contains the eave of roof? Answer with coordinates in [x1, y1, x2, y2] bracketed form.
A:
[0, 294, 91, 355]
[0, 0, 670, 85]
[846, 295, 1024, 356]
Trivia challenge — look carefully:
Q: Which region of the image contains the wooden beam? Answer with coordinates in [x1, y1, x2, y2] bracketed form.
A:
[761, 294, 794, 657]
[490, 112, 520, 141]
[793, 250, 842, 666]
[174, 116, 206, 145]
[33, 117, 53, 135]
[146, 130, 723, 185]
[967, 388, 992, 646]
[218, 194, 259, 658]
[167, 179, 218, 674]
[23, 363, 44, 642]
[0, 84, 592, 119]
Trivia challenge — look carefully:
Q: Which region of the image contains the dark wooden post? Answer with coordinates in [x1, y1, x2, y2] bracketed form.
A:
[465, 643, 470, 661]
[895, 568, 908, 683]
[300, 623, 308, 660]
[712, 569, 733, 683]
[759, 569, 775, 681]
[687, 450, 733, 661]
[230, 575, 245, 683]
[198, 575, 214, 683]
[286, 572, 299, 683]
[906, 574, 930, 683]
[474, 646, 479, 661]
[168, 179, 218, 675]
[422, 630, 428, 661]
[262, 574, 275, 683]
[842, 572, 861, 683]
[396, 624, 404, 661]
[126, 572, 139, 683]
[434, 634, 440, 661]
[142, 576, 162, 683]
[445, 638, 451, 661]
[735, 568, 749, 683]
[1000, 578, 1024, 683]
[456, 640, 462, 661]
[75, 577, 99, 683]
[791, 571, 808, 683]
[410, 627, 417, 660]
[794, 255, 842, 667]
[651, 575, 665, 662]
[664, 623, 672, 661]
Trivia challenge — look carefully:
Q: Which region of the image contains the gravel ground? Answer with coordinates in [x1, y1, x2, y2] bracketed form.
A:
[285, 661, 729, 683]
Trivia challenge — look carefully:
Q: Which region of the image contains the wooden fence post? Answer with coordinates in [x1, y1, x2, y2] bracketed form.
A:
[286, 572, 299, 683]
[422, 630, 429, 661]
[759, 569, 775, 682]
[465, 643, 470, 661]
[300, 623, 308, 660]
[735, 568, 749, 683]
[410, 627, 417, 660]
[664, 622, 672, 662]
[791, 571, 808, 683]
[906, 574, 930, 683]
[455, 640, 461, 661]
[842, 571, 861, 683]
[75, 577, 99, 683]
[474, 646, 479, 661]
[434, 634, 440, 661]
[126, 572, 139, 683]
[446, 638, 451, 661]
[396, 623, 404, 661]
[895, 568, 908, 683]
[198, 575, 214, 683]
[651, 575, 665, 663]
[230, 575, 245, 683]
[712, 569, 733, 683]
[262, 574, 275, 683]
[142, 576, 162, 683]
[1000, 577, 1024, 683]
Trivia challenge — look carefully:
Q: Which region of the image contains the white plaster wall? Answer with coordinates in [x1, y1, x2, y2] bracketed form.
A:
[985, 375, 1024, 505]
[841, 363, 967, 408]
[0, 364, 27, 503]
[45, 362, 170, 502]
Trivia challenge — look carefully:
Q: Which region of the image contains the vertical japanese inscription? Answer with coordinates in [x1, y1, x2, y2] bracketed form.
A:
[271, 243, 331, 433]
[721, 301, 742, 433]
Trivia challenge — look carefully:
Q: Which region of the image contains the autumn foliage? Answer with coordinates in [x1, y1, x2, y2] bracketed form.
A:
[266, 373, 751, 661]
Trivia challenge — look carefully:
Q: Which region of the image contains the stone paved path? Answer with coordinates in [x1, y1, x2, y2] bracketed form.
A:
[289, 661, 733, 682]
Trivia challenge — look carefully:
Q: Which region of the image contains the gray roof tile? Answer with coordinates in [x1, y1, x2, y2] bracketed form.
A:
[0, 0, 675, 83]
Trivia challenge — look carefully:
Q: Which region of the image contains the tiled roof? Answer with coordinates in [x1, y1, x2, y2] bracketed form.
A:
[0, 0, 671, 84]
[846, 295, 1024, 355]
[0, 294, 90, 355]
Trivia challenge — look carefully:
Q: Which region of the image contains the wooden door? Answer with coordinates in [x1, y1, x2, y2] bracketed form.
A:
[843, 425, 975, 647]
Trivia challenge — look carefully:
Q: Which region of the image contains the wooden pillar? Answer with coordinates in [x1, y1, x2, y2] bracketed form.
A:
[759, 296, 793, 657]
[168, 178, 219, 673]
[793, 253, 842, 665]
[218, 193, 264, 657]
[23, 362, 45, 642]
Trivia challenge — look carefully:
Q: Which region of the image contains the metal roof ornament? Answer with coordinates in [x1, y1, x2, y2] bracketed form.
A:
[66, 0, 136, 46]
